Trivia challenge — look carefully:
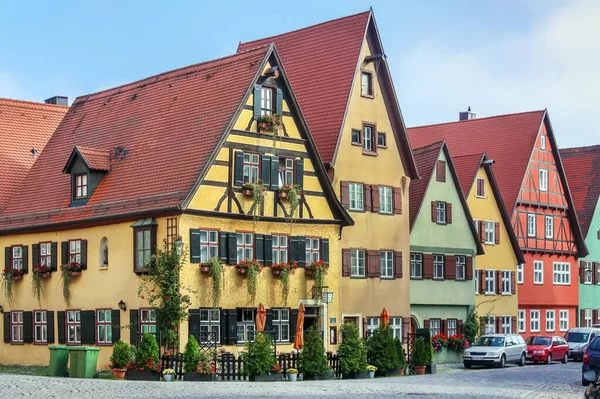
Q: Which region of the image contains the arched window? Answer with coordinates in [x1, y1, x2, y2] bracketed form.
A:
[100, 237, 108, 269]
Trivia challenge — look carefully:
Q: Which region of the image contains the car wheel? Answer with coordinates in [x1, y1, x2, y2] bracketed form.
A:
[498, 354, 506, 368]
[518, 353, 526, 367]
[546, 353, 552, 365]
[561, 353, 568, 364]
[583, 377, 590, 386]
[464, 362, 472, 369]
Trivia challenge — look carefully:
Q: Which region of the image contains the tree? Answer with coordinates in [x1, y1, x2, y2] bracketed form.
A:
[366, 325, 401, 374]
[299, 325, 330, 378]
[339, 322, 368, 374]
[183, 336, 200, 372]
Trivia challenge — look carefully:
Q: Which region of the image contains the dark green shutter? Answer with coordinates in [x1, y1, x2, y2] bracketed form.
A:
[234, 152, 244, 186]
[297, 236, 306, 268]
[50, 242, 58, 271]
[190, 229, 201, 263]
[3, 313, 9, 343]
[220, 309, 228, 344]
[227, 233, 237, 265]
[275, 88, 283, 115]
[253, 84, 262, 120]
[189, 309, 200, 337]
[265, 309, 274, 334]
[22, 246, 29, 274]
[4, 247, 10, 269]
[57, 311, 66, 344]
[111, 310, 121, 343]
[80, 240, 88, 270]
[289, 237, 298, 264]
[264, 235, 273, 266]
[295, 159, 304, 190]
[32, 244, 40, 269]
[61, 242, 68, 266]
[219, 232, 228, 264]
[23, 311, 33, 343]
[227, 309, 238, 344]
[322, 238, 329, 266]
[81, 310, 95, 345]
[261, 155, 271, 187]
[289, 309, 299, 343]
[255, 234, 264, 264]
[270, 157, 280, 190]
[129, 309, 139, 346]
[47, 311, 55, 344]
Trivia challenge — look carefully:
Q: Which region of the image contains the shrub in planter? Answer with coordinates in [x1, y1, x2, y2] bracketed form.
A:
[242, 332, 281, 381]
[394, 338, 407, 374]
[287, 367, 298, 382]
[183, 336, 200, 372]
[126, 333, 161, 380]
[299, 325, 332, 380]
[110, 340, 131, 379]
[411, 338, 428, 375]
[366, 325, 401, 376]
[339, 322, 368, 378]
[182, 336, 215, 381]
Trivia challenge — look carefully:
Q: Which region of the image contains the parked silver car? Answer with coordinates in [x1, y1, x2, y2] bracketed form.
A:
[564, 327, 600, 361]
[463, 334, 527, 368]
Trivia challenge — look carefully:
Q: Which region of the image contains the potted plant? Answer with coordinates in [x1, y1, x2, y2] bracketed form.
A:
[431, 334, 448, 353]
[1, 267, 23, 305]
[306, 260, 328, 303]
[126, 333, 162, 381]
[258, 113, 283, 132]
[183, 336, 215, 381]
[59, 262, 83, 306]
[269, 261, 297, 306]
[367, 365, 377, 379]
[32, 265, 52, 306]
[299, 325, 334, 380]
[65, 262, 82, 276]
[395, 338, 407, 375]
[287, 368, 298, 382]
[162, 368, 176, 382]
[339, 322, 369, 379]
[235, 259, 263, 301]
[205, 257, 224, 307]
[110, 340, 131, 379]
[242, 332, 281, 382]
[366, 325, 401, 377]
[241, 180, 266, 221]
[411, 337, 428, 375]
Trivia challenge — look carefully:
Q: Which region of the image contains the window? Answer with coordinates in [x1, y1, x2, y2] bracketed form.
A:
[485, 221, 495, 244]
[74, 174, 88, 199]
[34, 311, 47, 344]
[379, 186, 392, 214]
[518, 310, 526, 333]
[485, 316, 496, 334]
[199, 308, 220, 344]
[545, 216, 553, 239]
[377, 132, 386, 148]
[389, 317, 402, 340]
[476, 178, 485, 197]
[433, 255, 444, 279]
[140, 308, 157, 335]
[429, 319, 441, 336]
[363, 125, 375, 152]
[475, 269, 480, 294]
[436, 202, 447, 224]
[436, 160, 446, 182]
[560, 310, 569, 331]
[585, 261, 593, 284]
[11, 246, 23, 270]
[585, 309, 593, 327]
[305, 238, 320, 263]
[67, 310, 81, 344]
[69, 240, 81, 264]
[540, 135, 546, 150]
[237, 309, 255, 343]
[380, 251, 393, 278]
[278, 158, 294, 187]
[456, 256, 466, 280]
[366, 317, 379, 337]
[96, 309, 112, 344]
[473, 219, 479, 233]
[272, 309, 290, 342]
[349, 183, 364, 211]
[10, 311, 23, 344]
[517, 264, 524, 284]
[485, 270, 496, 294]
[534, 261, 544, 284]
[351, 129, 361, 145]
[199, 230, 219, 263]
[236, 233, 253, 263]
[260, 87, 274, 116]
[410, 253, 422, 279]
[447, 319, 457, 336]
[502, 271, 511, 294]
[40, 242, 52, 267]
[134, 229, 152, 270]
[243, 153, 260, 184]
[351, 249, 366, 277]
[527, 214, 536, 237]
[530, 310, 540, 332]
[502, 316, 511, 334]
[272, 235, 288, 264]
[360, 71, 373, 97]
[539, 169, 548, 191]
[546, 310, 555, 332]
[553, 262, 570, 285]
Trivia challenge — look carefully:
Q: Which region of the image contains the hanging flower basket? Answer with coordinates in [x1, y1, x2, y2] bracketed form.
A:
[12, 275, 23, 281]
[64, 262, 82, 277]
[305, 260, 328, 279]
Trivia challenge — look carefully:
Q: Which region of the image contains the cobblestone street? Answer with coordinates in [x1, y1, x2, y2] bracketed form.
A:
[0, 362, 586, 398]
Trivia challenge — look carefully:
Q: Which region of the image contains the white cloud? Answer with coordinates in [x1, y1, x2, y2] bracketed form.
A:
[394, 0, 600, 148]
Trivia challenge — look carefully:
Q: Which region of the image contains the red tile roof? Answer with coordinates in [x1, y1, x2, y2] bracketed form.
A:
[76, 147, 111, 171]
[409, 141, 444, 228]
[0, 98, 68, 213]
[560, 145, 600, 238]
[0, 46, 272, 231]
[452, 153, 485, 197]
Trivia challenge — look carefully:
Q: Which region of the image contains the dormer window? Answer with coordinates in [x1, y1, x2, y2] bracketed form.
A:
[261, 87, 274, 116]
[74, 174, 88, 199]
[63, 146, 110, 206]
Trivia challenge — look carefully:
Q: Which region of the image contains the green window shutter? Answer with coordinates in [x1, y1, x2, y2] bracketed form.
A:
[32, 244, 40, 269]
[219, 232, 228, 264]
[22, 246, 29, 274]
[129, 309, 139, 346]
[47, 311, 55, 344]
[50, 242, 58, 271]
[23, 311, 33, 343]
[80, 240, 88, 270]
[264, 235, 273, 266]
[80, 310, 95, 345]
[253, 84, 262, 120]
[322, 239, 329, 266]
[295, 159, 304, 190]
[189, 309, 200, 338]
[261, 156, 272, 187]
[227, 233, 237, 265]
[190, 229, 201, 263]
[111, 310, 121, 343]
[4, 247, 10, 270]
[226, 309, 238, 344]
[234, 152, 244, 186]
[289, 309, 299, 343]
[57, 311, 66, 344]
[275, 88, 283, 115]
[3, 313, 9, 343]
[61, 242, 68, 266]
[270, 157, 280, 190]
[255, 234, 264, 264]
[297, 236, 306, 268]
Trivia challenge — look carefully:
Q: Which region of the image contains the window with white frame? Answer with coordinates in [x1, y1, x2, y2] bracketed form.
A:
[475, 269, 480, 294]
[456, 256, 466, 280]
[527, 214, 536, 237]
[436, 202, 447, 223]
[485, 221, 495, 244]
[74, 173, 88, 199]
[272, 235, 289, 264]
[433, 255, 444, 279]
[380, 251, 393, 278]
[539, 169, 548, 191]
[485, 270, 496, 294]
[518, 310, 526, 332]
[553, 262, 570, 285]
[305, 238, 320, 263]
[379, 186, 393, 214]
[34, 311, 47, 344]
[242, 153, 260, 184]
[69, 240, 81, 264]
[11, 311, 23, 343]
[540, 135, 546, 150]
[200, 230, 219, 263]
[363, 125, 374, 152]
[585, 261, 593, 284]
[349, 183, 364, 211]
[502, 271, 511, 294]
[140, 308, 157, 335]
[67, 310, 81, 344]
[278, 158, 294, 187]
[560, 310, 569, 331]
[585, 309, 593, 327]
[236, 232, 253, 263]
[485, 316, 496, 334]
[517, 264, 524, 284]
[534, 261, 544, 284]
[260, 87, 274, 116]
[545, 216, 554, 239]
[546, 310, 555, 332]
[411, 253, 422, 278]
[473, 219, 479, 233]
[97, 309, 112, 344]
[389, 317, 402, 340]
[447, 319, 457, 336]
[429, 319, 441, 336]
[40, 242, 52, 267]
[200, 308, 220, 344]
[237, 309, 256, 343]
[366, 317, 380, 337]
[502, 316, 511, 334]
[11, 246, 23, 271]
[351, 249, 365, 277]
[272, 309, 290, 342]
[530, 310, 540, 332]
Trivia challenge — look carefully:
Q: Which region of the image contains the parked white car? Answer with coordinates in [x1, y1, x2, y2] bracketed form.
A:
[463, 334, 527, 368]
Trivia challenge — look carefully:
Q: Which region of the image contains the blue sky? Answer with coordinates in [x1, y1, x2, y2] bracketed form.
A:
[1, 0, 597, 147]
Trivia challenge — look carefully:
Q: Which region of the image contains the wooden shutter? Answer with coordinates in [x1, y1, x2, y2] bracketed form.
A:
[495, 317, 502, 333]
[264, 235, 273, 266]
[447, 203, 453, 224]
[423, 254, 434, 279]
[297, 237, 306, 268]
[3, 313, 9, 343]
[594, 310, 599, 326]
[270, 157, 280, 190]
[431, 201, 437, 222]
[366, 250, 380, 278]
[289, 237, 298, 264]
[479, 317, 486, 335]
[441, 319, 448, 336]
[81, 310, 95, 345]
[594, 263, 600, 285]
[23, 311, 33, 344]
[580, 261, 586, 284]
[364, 185, 372, 212]
[457, 320, 463, 335]
[511, 271, 516, 294]
[255, 234, 264, 264]
[393, 187, 402, 214]
[189, 309, 200, 336]
[253, 84, 261, 120]
[478, 221, 485, 243]
[80, 240, 88, 270]
[111, 310, 121, 343]
[445, 255, 456, 280]
[340, 182, 350, 209]
[466, 257, 473, 280]
[227, 233, 237, 265]
[22, 245, 28, 274]
[129, 310, 139, 345]
[289, 309, 299, 343]
[57, 311, 66, 344]
[580, 309, 586, 327]
[265, 309, 274, 333]
[512, 316, 518, 333]
[371, 185, 380, 213]
[4, 247, 10, 269]
[295, 159, 304, 190]
[32, 244, 40, 269]
[436, 160, 446, 181]
[219, 232, 228, 264]
[394, 251, 403, 278]
[234, 152, 244, 186]
[275, 88, 283, 115]
[190, 229, 201, 263]
[342, 249, 351, 277]
[261, 155, 271, 186]
[494, 222, 500, 244]
[47, 311, 55, 344]
[402, 317, 410, 341]
[322, 238, 329, 266]
[51, 242, 58, 271]
[477, 178, 484, 197]
[424, 319, 430, 329]
[478, 270, 485, 294]
[227, 310, 238, 345]
[496, 270, 503, 294]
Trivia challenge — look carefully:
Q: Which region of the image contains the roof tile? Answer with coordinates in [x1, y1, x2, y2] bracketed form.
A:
[409, 141, 444, 228]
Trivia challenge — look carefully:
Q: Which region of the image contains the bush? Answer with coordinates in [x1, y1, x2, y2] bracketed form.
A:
[242, 332, 276, 377]
[183, 336, 201, 373]
[339, 322, 368, 374]
[366, 325, 400, 374]
[110, 340, 131, 369]
[463, 311, 478, 343]
[299, 325, 330, 377]
[136, 333, 161, 372]
[411, 338, 428, 367]
[394, 338, 406, 367]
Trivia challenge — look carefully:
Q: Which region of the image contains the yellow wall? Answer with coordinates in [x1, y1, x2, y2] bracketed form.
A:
[332, 38, 411, 324]
[468, 167, 519, 318]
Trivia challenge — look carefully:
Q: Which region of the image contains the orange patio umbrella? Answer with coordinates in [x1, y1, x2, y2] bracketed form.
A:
[380, 308, 390, 328]
[256, 303, 267, 332]
[293, 304, 305, 350]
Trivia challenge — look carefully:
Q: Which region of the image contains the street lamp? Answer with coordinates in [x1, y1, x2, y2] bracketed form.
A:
[118, 300, 127, 311]
[174, 236, 183, 257]
[321, 290, 333, 304]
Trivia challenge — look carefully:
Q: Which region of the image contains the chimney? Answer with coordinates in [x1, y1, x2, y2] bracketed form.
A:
[44, 96, 68, 106]
[459, 106, 476, 121]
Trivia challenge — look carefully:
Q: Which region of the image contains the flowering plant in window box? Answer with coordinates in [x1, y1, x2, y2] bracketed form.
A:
[241, 180, 266, 221]
[258, 113, 283, 132]
[32, 265, 52, 307]
[242, 180, 265, 196]
[236, 259, 263, 301]
[200, 257, 224, 307]
[306, 260, 328, 304]
[2, 267, 24, 280]
[270, 261, 297, 306]
[447, 334, 469, 351]
[59, 262, 83, 306]
[278, 184, 301, 199]
[65, 262, 82, 276]
[431, 334, 448, 352]
[1, 267, 24, 306]
[33, 265, 52, 278]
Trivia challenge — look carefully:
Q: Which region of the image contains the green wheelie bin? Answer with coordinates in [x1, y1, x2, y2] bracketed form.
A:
[48, 346, 70, 377]
[69, 347, 100, 378]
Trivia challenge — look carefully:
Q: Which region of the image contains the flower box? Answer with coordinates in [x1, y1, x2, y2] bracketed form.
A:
[305, 269, 314, 278]
[69, 271, 82, 277]
[41, 273, 52, 279]
[271, 268, 281, 277]
[125, 369, 160, 381]
[236, 267, 247, 275]
[199, 265, 210, 273]
[278, 192, 288, 200]
[243, 189, 253, 196]
[12, 275, 23, 281]
[250, 372, 282, 382]
[184, 372, 215, 381]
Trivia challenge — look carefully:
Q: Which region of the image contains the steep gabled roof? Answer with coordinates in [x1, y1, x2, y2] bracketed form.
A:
[0, 98, 68, 213]
[560, 145, 600, 238]
[452, 153, 484, 198]
[63, 146, 111, 173]
[237, 10, 418, 178]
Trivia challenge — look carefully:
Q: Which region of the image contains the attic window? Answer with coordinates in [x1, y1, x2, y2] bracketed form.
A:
[74, 174, 88, 199]
[361, 71, 373, 98]
[261, 87, 274, 116]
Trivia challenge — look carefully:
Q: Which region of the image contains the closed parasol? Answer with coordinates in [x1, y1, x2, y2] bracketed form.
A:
[293, 304, 305, 350]
[380, 307, 390, 328]
[256, 303, 267, 332]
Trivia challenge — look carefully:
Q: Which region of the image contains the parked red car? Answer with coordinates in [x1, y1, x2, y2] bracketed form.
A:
[526, 335, 569, 364]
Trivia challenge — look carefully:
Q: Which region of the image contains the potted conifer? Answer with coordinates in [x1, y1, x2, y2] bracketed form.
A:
[299, 325, 334, 380]
[411, 338, 428, 375]
[339, 322, 369, 379]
